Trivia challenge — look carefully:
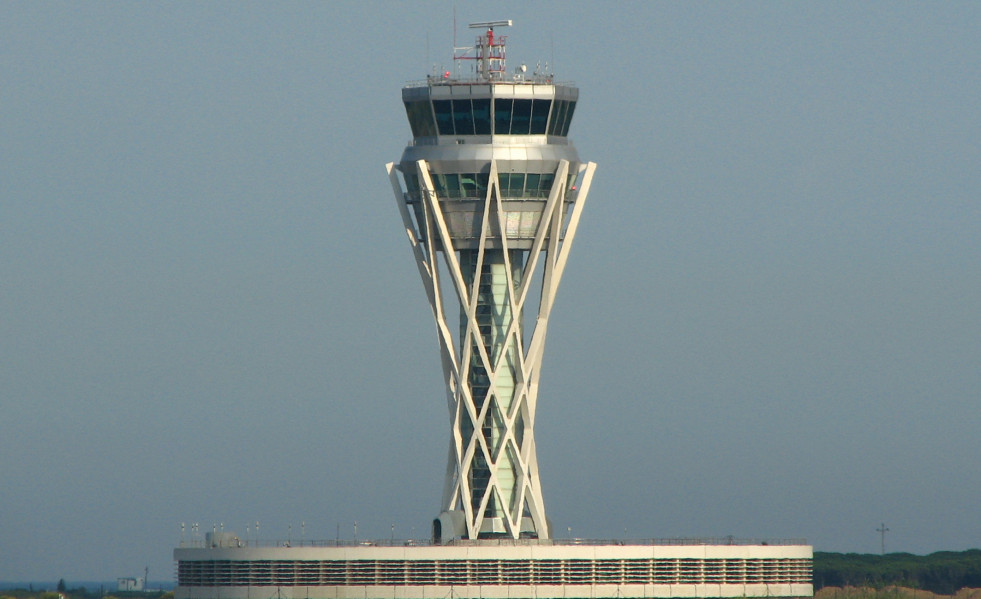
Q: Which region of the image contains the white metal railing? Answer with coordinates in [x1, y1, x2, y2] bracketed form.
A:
[179, 536, 808, 549]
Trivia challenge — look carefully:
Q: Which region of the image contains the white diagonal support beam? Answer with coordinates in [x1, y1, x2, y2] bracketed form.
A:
[389, 159, 596, 540]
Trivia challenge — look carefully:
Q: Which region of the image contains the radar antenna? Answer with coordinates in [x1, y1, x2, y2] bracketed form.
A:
[453, 19, 513, 81]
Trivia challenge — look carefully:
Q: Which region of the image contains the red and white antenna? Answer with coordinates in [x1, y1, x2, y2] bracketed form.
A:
[454, 19, 512, 81]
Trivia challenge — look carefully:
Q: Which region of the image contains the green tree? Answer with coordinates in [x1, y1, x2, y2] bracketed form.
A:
[57, 580, 66, 593]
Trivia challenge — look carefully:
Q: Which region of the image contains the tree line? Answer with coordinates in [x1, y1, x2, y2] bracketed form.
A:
[0, 590, 172, 599]
[815, 550, 981, 594]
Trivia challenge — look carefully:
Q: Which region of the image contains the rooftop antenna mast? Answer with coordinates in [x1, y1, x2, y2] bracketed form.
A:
[453, 20, 512, 81]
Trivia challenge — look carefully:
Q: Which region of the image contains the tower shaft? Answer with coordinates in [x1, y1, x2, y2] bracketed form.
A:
[387, 22, 595, 542]
[460, 248, 523, 521]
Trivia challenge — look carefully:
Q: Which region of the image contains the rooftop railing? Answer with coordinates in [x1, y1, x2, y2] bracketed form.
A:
[404, 76, 576, 88]
[179, 536, 808, 549]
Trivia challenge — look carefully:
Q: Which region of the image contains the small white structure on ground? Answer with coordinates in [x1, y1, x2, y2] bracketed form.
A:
[117, 577, 144, 592]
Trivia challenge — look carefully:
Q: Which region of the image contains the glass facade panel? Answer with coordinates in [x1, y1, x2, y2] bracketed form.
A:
[177, 555, 812, 587]
[444, 173, 460, 198]
[560, 101, 577, 136]
[524, 173, 541, 197]
[540, 173, 555, 196]
[473, 172, 489, 197]
[557, 100, 570, 136]
[404, 172, 420, 200]
[472, 99, 491, 134]
[404, 101, 437, 138]
[433, 100, 454, 135]
[430, 173, 447, 197]
[497, 173, 511, 196]
[508, 173, 526, 197]
[494, 99, 513, 134]
[548, 100, 567, 136]
[408, 95, 568, 137]
[452, 99, 475, 135]
[530, 99, 551, 134]
[460, 174, 479, 197]
[427, 172, 492, 198]
[511, 99, 532, 135]
[404, 102, 420, 137]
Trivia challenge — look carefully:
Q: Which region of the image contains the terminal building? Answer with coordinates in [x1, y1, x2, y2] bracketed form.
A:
[174, 20, 812, 599]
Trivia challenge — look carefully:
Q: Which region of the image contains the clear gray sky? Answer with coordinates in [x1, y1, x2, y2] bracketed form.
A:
[2, 1, 979, 583]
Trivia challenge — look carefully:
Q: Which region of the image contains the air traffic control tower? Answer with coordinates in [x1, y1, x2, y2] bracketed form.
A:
[174, 21, 813, 599]
[386, 20, 594, 544]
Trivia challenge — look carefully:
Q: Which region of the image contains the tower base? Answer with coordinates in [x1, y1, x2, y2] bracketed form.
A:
[175, 537, 812, 599]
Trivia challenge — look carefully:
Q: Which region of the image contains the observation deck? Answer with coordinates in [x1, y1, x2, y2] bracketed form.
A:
[401, 21, 578, 144]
